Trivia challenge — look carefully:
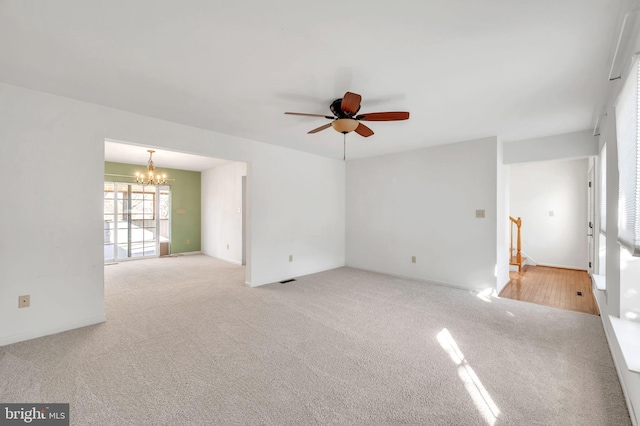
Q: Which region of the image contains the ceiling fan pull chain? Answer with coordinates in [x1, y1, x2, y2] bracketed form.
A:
[343, 133, 346, 161]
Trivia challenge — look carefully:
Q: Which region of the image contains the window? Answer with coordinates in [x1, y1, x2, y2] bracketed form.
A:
[104, 182, 171, 261]
[615, 56, 640, 256]
[599, 143, 606, 234]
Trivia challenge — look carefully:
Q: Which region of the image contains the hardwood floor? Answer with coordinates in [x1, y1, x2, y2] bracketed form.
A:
[499, 265, 599, 316]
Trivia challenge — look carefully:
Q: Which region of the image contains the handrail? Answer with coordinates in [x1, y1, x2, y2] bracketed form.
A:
[509, 216, 523, 272]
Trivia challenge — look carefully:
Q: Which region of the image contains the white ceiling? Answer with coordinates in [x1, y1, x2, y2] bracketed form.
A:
[104, 140, 230, 172]
[0, 0, 627, 160]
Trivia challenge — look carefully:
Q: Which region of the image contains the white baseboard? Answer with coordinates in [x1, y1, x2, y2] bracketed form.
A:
[174, 251, 202, 256]
[210, 255, 242, 265]
[248, 263, 346, 288]
[346, 265, 490, 293]
[521, 251, 537, 266]
[536, 263, 587, 271]
[0, 315, 106, 347]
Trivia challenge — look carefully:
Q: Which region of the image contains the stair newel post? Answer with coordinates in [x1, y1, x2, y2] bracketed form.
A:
[509, 216, 523, 273]
[516, 217, 522, 266]
[509, 220, 513, 259]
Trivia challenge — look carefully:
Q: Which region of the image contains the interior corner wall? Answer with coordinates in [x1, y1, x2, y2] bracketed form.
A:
[346, 137, 499, 291]
[0, 82, 345, 346]
[496, 139, 510, 294]
[509, 158, 588, 270]
[104, 161, 202, 254]
[201, 162, 247, 264]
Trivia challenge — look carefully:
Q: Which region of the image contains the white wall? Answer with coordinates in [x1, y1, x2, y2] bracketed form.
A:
[202, 162, 247, 265]
[346, 137, 499, 291]
[509, 159, 588, 270]
[503, 130, 597, 164]
[496, 139, 510, 293]
[0, 82, 345, 346]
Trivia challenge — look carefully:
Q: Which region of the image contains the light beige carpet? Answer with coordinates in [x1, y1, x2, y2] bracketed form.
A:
[0, 255, 631, 425]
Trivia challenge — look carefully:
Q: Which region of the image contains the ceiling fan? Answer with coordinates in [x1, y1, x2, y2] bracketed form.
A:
[284, 91, 409, 138]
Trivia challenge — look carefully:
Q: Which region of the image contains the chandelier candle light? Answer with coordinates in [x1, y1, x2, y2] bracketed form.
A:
[135, 150, 167, 186]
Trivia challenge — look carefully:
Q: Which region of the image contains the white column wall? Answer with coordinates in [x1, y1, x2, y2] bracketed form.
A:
[201, 162, 247, 265]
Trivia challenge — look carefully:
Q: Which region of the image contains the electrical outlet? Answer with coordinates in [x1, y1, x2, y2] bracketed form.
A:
[227, 244, 229, 250]
[18, 295, 30, 308]
[411, 256, 416, 263]
[549, 210, 554, 217]
[186, 239, 191, 245]
[289, 255, 293, 262]
[475, 209, 485, 218]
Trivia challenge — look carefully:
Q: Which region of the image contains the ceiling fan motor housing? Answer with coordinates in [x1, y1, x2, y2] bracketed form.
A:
[330, 98, 360, 118]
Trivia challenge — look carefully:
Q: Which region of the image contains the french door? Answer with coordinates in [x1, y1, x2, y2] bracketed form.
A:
[104, 182, 170, 262]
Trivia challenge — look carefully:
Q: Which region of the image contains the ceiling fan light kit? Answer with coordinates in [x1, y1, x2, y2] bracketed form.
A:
[331, 118, 359, 133]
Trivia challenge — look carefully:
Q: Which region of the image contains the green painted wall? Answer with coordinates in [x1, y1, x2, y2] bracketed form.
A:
[104, 161, 201, 254]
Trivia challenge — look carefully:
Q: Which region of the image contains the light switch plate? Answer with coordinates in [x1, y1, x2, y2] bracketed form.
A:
[476, 210, 485, 218]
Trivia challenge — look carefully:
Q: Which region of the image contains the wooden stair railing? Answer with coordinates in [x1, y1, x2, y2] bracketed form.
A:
[509, 216, 523, 272]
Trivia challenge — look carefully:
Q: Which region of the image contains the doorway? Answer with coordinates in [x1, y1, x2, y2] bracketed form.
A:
[104, 140, 250, 285]
[588, 165, 595, 275]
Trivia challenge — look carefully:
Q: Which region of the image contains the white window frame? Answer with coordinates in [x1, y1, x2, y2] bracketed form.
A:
[615, 56, 640, 256]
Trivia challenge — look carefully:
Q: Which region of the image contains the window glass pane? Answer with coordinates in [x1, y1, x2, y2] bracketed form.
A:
[131, 227, 144, 243]
[104, 244, 114, 261]
[116, 228, 129, 243]
[143, 243, 156, 256]
[103, 226, 113, 242]
[104, 200, 114, 215]
[104, 182, 114, 199]
[160, 187, 170, 220]
[131, 242, 145, 257]
[117, 244, 129, 258]
[143, 228, 157, 241]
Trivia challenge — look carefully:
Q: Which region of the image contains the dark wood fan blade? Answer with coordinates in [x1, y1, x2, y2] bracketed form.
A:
[341, 92, 362, 115]
[285, 112, 334, 119]
[307, 123, 333, 134]
[354, 123, 374, 137]
[356, 111, 410, 121]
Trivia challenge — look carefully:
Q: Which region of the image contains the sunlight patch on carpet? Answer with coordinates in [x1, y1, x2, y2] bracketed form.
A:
[437, 328, 500, 426]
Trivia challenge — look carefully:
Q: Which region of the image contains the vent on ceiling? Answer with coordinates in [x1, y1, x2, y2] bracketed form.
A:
[280, 279, 296, 284]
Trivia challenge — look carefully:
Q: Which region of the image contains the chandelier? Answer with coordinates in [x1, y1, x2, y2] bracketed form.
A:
[135, 150, 167, 186]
